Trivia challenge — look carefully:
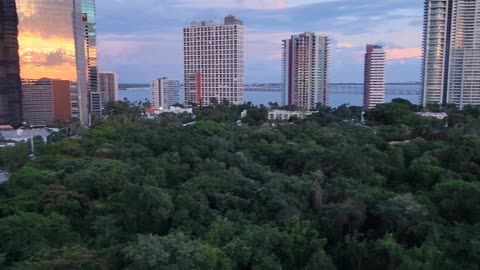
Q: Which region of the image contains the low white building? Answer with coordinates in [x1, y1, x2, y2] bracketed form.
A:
[145, 106, 194, 119]
[416, 112, 448, 120]
[0, 129, 50, 143]
[268, 110, 315, 121]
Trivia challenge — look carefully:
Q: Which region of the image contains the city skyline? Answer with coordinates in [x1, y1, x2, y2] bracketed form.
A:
[96, 0, 423, 83]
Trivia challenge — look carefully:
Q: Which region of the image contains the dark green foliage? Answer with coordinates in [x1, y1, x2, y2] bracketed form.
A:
[0, 102, 479, 269]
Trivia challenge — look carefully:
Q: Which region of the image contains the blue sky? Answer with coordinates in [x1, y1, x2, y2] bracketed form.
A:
[96, 0, 423, 83]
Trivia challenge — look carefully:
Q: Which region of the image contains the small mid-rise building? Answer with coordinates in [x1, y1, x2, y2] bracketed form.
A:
[99, 72, 118, 104]
[90, 91, 103, 119]
[22, 80, 72, 126]
[151, 78, 180, 110]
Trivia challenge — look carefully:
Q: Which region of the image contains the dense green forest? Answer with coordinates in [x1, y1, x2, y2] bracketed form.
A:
[1, 100, 479, 269]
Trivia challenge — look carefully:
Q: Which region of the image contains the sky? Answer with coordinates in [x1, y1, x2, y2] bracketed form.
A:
[96, 0, 423, 83]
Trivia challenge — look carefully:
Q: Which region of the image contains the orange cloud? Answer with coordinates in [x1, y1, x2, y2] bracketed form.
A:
[385, 48, 421, 61]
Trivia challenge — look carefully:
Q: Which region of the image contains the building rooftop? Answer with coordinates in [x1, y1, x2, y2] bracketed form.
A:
[190, 15, 243, 27]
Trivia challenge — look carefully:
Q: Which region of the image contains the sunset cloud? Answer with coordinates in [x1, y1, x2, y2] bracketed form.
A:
[336, 43, 354, 49]
[385, 48, 422, 61]
[173, 0, 342, 10]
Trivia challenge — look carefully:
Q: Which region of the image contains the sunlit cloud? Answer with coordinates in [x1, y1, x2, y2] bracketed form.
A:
[385, 48, 421, 61]
[337, 43, 354, 49]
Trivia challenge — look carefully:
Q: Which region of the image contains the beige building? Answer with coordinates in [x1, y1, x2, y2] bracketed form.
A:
[183, 15, 244, 106]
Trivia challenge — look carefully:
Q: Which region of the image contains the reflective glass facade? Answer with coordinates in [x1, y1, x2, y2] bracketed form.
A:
[16, 0, 89, 124]
[82, 0, 101, 118]
[0, 0, 22, 126]
[82, 0, 98, 92]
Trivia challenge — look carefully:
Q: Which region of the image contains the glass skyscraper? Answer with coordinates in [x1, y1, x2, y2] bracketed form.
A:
[0, 0, 22, 127]
[82, 0, 101, 118]
[16, 0, 90, 124]
[422, 0, 480, 108]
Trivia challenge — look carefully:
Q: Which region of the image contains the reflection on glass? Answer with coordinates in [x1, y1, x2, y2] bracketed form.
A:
[17, 0, 78, 82]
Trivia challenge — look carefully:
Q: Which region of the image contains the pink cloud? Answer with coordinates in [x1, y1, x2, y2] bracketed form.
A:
[337, 43, 354, 49]
[385, 48, 421, 61]
[175, 0, 288, 10]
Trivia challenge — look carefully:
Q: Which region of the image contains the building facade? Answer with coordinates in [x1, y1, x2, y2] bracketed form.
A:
[363, 44, 386, 110]
[16, 0, 89, 124]
[99, 72, 118, 104]
[422, 0, 480, 108]
[151, 78, 180, 110]
[282, 33, 329, 110]
[0, 0, 22, 127]
[22, 80, 72, 126]
[82, 0, 101, 118]
[183, 15, 244, 106]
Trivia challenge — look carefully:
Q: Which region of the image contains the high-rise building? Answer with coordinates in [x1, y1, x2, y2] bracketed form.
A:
[422, 0, 480, 108]
[82, 0, 98, 94]
[22, 80, 72, 126]
[0, 0, 22, 127]
[82, 0, 101, 118]
[363, 44, 386, 110]
[99, 72, 118, 104]
[183, 15, 244, 106]
[151, 78, 180, 110]
[16, 0, 89, 124]
[282, 33, 329, 110]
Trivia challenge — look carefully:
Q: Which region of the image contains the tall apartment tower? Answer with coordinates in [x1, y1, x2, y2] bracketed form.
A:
[16, 0, 89, 124]
[99, 72, 118, 104]
[183, 15, 244, 106]
[0, 0, 22, 127]
[151, 78, 180, 110]
[82, 0, 101, 118]
[422, 0, 480, 109]
[363, 44, 386, 110]
[282, 33, 329, 110]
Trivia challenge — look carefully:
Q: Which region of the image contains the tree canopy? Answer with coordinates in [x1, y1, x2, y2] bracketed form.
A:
[1, 101, 479, 269]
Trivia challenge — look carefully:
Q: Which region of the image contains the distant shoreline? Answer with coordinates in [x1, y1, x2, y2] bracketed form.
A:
[119, 82, 422, 90]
